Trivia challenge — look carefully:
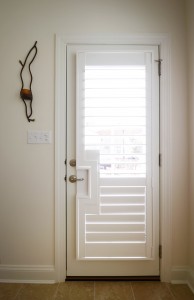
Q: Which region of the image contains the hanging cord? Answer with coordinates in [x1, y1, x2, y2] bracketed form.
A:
[19, 41, 38, 122]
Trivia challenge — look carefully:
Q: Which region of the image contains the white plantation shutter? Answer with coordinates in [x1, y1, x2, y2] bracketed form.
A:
[76, 50, 158, 260]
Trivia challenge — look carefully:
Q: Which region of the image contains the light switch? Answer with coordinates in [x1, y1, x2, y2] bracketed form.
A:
[28, 130, 52, 144]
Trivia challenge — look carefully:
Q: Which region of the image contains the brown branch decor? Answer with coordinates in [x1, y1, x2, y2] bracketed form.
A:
[19, 41, 38, 122]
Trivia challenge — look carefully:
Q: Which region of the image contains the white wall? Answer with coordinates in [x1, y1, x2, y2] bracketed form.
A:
[0, 0, 189, 282]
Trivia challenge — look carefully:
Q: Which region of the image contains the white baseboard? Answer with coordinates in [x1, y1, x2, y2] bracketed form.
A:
[188, 269, 194, 294]
[0, 265, 56, 284]
[171, 266, 189, 282]
[1, 264, 194, 288]
[171, 266, 194, 293]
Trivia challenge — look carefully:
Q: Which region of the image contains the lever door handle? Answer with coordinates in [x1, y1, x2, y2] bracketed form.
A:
[69, 175, 84, 183]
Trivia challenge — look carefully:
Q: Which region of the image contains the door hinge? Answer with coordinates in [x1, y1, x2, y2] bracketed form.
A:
[159, 153, 162, 167]
[64, 175, 67, 182]
[159, 245, 162, 259]
[155, 59, 163, 76]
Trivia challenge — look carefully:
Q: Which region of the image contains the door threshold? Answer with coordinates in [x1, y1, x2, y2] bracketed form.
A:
[66, 276, 160, 281]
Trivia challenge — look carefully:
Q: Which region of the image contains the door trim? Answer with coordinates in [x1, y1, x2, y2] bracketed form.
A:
[54, 35, 172, 282]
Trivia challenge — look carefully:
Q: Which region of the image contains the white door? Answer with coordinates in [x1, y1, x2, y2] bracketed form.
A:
[66, 44, 160, 277]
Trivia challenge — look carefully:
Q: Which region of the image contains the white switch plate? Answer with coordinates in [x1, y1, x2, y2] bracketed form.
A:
[28, 130, 52, 144]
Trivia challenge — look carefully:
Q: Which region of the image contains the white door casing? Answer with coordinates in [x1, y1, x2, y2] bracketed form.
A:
[54, 36, 172, 282]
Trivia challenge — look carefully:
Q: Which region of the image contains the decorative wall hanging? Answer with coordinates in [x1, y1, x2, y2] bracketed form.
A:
[19, 41, 38, 122]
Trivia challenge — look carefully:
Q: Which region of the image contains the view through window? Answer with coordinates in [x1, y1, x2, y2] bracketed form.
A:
[84, 65, 146, 178]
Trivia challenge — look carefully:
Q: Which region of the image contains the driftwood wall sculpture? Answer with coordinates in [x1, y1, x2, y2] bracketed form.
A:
[19, 41, 38, 122]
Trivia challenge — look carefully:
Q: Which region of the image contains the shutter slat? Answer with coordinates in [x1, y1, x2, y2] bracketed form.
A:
[100, 205, 145, 214]
[86, 232, 146, 242]
[101, 195, 145, 204]
[85, 108, 146, 117]
[86, 214, 145, 223]
[101, 186, 145, 194]
[85, 99, 146, 108]
[86, 223, 145, 232]
[85, 79, 145, 89]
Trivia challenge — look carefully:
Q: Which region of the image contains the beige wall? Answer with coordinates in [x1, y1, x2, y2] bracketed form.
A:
[0, 0, 190, 280]
[187, 0, 194, 271]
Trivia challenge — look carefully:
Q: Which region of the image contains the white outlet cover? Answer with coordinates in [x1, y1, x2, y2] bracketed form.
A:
[27, 130, 52, 144]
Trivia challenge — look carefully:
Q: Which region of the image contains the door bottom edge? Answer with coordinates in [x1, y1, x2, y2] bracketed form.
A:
[65, 275, 160, 281]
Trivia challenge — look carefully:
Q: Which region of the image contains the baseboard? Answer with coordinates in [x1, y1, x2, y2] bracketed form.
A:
[171, 266, 194, 294]
[0, 265, 56, 283]
[187, 269, 194, 294]
[171, 266, 189, 283]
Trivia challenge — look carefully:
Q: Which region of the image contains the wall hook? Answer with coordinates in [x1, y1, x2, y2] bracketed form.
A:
[19, 41, 38, 122]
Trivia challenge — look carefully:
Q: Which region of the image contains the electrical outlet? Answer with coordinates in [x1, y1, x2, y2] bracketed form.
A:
[28, 130, 52, 144]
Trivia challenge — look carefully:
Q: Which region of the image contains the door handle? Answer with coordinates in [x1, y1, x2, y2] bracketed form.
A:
[69, 175, 84, 183]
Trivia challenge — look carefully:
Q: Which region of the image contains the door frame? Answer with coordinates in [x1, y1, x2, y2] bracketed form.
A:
[54, 35, 172, 282]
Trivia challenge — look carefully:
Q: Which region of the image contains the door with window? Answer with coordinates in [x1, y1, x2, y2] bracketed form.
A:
[66, 44, 160, 277]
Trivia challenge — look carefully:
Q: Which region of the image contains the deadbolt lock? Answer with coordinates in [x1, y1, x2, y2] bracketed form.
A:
[69, 159, 76, 167]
